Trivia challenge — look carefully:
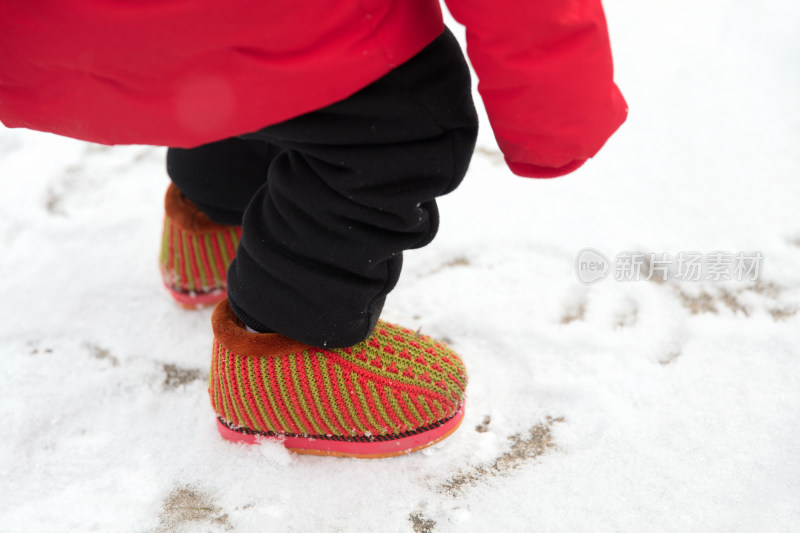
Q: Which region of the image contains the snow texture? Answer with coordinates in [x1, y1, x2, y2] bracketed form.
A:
[1, 1, 799, 531]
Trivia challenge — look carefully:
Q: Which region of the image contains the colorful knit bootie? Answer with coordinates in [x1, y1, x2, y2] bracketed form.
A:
[160, 184, 242, 308]
[210, 299, 468, 458]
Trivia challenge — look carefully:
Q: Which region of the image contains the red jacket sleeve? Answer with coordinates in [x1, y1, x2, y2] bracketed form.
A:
[443, 0, 628, 178]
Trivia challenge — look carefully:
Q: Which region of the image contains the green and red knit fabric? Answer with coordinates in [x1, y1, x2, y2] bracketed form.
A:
[210, 300, 467, 440]
[160, 184, 241, 306]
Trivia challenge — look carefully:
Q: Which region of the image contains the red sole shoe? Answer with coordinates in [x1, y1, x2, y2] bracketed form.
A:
[163, 281, 227, 309]
[216, 405, 465, 459]
[160, 184, 241, 310]
[209, 299, 469, 459]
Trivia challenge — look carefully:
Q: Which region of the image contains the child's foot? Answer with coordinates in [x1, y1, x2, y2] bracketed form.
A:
[160, 184, 242, 308]
[210, 299, 468, 458]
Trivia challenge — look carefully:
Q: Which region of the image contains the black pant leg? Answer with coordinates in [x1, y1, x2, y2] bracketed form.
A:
[166, 137, 279, 226]
[228, 28, 478, 348]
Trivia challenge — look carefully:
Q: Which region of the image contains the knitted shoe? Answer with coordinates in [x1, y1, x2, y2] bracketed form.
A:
[160, 184, 242, 308]
[210, 299, 468, 458]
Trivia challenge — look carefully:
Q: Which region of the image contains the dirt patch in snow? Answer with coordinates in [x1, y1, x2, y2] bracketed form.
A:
[163, 363, 205, 390]
[423, 256, 471, 278]
[85, 343, 119, 366]
[44, 165, 84, 216]
[475, 415, 491, 433]
[615, 304, 639, 328]
[672, 280, 795, 320]
[769, 308, 797, 321]
[659, 350, 683, 366]
[409, 511, 437, 533]
[560, 300, 586, 324]
[439, 416, 564, 496]
[27, 341, 53, 356]
[157, 487, 231, 532]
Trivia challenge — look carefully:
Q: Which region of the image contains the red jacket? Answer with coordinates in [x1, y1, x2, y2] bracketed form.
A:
[0, 0, 626, 177]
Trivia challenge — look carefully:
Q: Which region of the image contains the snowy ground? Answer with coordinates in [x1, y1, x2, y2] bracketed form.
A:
[2, 1, 799, 531]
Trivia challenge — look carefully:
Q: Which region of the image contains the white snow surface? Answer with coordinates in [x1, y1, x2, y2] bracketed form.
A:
[1, 1, 799, 531]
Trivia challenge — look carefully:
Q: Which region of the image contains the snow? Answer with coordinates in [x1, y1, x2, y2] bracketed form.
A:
[1, 0, 799, 531]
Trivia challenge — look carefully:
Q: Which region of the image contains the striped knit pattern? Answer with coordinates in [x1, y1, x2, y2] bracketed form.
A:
[159, 215, 242, 295]
[210, 322, 468, 439]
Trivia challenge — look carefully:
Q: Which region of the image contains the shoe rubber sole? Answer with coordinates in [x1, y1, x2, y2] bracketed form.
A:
[216, 405, 465, 459]
[164, 281, 227, 309]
